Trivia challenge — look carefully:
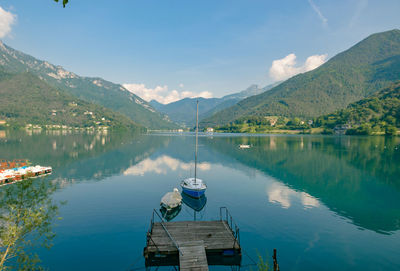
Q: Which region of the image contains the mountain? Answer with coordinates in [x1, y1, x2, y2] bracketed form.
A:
[0, 70, 142, 131]
[316, 81, 400, 135]
[150, 97, 222, 127]
[150, 84, 274, 127]
[201, 29, 400, 127]
[0, 42, 177, 130]
[201, 83, 278, 120]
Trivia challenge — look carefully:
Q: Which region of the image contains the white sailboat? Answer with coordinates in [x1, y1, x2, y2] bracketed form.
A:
[180, 100, 207, 198]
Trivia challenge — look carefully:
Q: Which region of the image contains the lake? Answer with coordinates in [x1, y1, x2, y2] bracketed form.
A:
[1, 131, 400, 271]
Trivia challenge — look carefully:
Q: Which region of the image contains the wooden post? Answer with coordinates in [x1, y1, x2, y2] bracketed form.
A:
[273, 249, 280, 271]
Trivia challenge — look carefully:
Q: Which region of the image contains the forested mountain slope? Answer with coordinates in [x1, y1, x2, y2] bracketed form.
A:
[201, 29, 400, 127]
[0, 42, 177, 129]
[0, 71, 142, 130]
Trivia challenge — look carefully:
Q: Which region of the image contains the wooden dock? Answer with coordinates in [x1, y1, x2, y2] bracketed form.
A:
[144, 208, 242, 269]
[179, 241, 208, 271]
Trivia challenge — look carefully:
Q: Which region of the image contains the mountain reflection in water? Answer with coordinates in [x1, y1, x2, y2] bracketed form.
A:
[204, 134, 400, 233]
[1, 131, 399, 270]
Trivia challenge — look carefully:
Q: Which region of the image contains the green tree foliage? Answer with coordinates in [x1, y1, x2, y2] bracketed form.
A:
[256, 254, 270, 271]
[315, 81, 400, 135]
[386, 125, 397, 136]
[54, 0, 68, 8]
[214, 115, 311, 133]
[346, 123, 373, 135]
[0, 179, 62, 270]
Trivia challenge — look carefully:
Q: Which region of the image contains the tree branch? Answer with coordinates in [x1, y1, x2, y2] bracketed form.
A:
[0, 244, 12, 270]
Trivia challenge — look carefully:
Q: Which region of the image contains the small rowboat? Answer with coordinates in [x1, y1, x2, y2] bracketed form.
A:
[161, 188, 182, 210]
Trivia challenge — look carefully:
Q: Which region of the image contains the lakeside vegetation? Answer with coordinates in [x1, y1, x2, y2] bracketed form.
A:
[212, 82, 400, 136]
[314, 81, 400, 135]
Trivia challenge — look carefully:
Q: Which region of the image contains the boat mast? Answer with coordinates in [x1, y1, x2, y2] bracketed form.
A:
[194, 100, 199, 183]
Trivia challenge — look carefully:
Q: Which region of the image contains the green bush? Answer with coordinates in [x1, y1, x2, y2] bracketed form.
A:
[385, 125, 397, 136]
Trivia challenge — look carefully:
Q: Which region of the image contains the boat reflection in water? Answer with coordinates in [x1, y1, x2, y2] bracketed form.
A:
[159, 205, 182, 222]
[181, 192, 207, 221]
[158, 190, 206, 222]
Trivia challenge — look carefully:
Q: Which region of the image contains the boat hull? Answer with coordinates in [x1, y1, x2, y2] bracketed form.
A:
[160, 201, 181, 210]
[181, 186, 206, 198]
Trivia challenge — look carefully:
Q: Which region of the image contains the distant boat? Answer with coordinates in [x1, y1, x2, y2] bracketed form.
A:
[160, 188, 182, 210]
[239, 144, 251, 149]
[181, 100, 207, 198]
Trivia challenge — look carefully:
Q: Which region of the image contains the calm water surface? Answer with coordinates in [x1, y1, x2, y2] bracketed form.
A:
[1, 131, 400, 271]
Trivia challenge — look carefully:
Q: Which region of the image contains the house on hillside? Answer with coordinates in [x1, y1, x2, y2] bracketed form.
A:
[334, 124, 351, 135]
[264, 116, 278, 126]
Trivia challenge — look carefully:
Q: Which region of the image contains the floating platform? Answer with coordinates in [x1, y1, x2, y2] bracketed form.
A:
[144, 207, 241, 270]
[0, 164, 52, 187]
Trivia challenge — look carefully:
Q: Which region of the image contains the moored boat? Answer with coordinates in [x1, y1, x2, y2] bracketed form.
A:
[181, 178, 207, 198]
[160, 188, 182, 210]
[180, 100, 207, 198]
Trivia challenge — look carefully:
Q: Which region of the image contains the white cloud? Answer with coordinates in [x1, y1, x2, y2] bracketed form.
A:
[303, 54, 327, 71]
[123, 155, 211, 176]
[267, 182, 292, 208]
[267, 182, 320, 210]
[0, 6, 16, 38]
[179, 83, 184, 88]
[123, 83, 213, 104]
[308, 0, 328, 26]
[269, 53, 327, 82]
[300, 192, 320, 209]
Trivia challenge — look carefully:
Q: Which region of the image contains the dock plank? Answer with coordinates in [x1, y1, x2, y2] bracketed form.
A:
[179, 241, 208, 271]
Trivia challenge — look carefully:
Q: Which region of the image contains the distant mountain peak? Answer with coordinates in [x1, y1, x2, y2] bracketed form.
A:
[246, 84, 259, 89]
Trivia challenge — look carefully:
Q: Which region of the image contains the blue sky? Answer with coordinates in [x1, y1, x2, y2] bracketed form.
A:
[0, 0, 399, 103]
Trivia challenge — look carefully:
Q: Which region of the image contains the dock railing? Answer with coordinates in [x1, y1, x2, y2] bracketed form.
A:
[147, 209, 183, 255]
[219, 207, 240, 248]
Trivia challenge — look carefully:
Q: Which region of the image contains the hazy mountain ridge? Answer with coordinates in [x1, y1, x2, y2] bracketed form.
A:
[151, 84, 275, 127]
[201, 29, 400, 127]
[0, 41, 178, 129]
